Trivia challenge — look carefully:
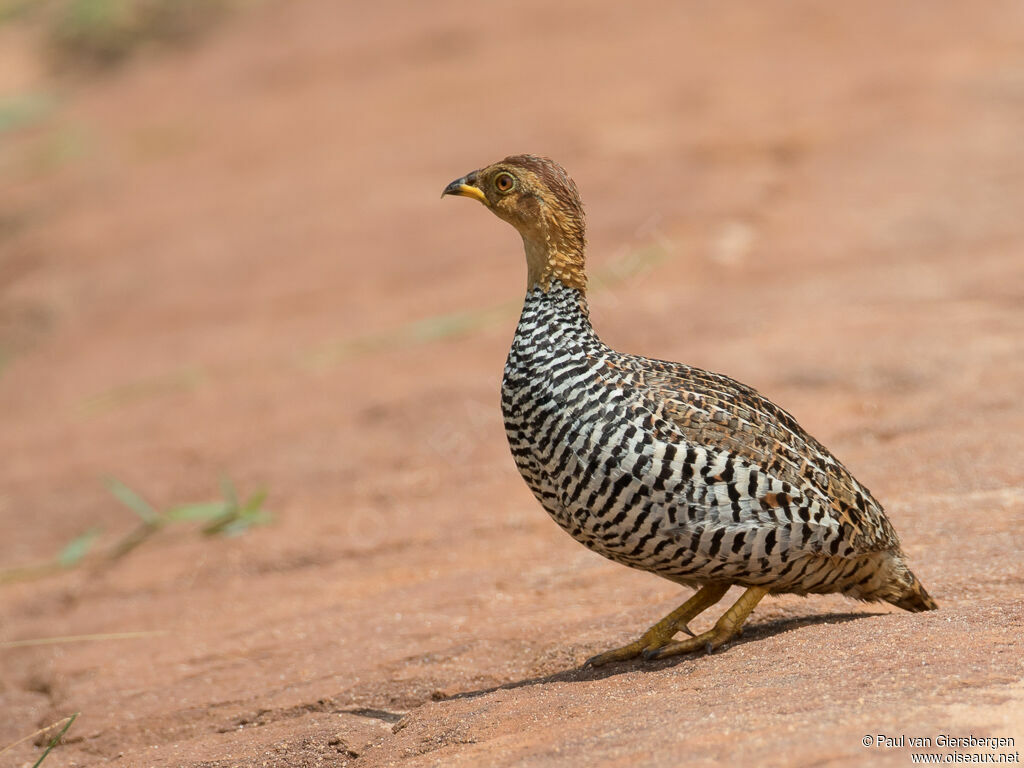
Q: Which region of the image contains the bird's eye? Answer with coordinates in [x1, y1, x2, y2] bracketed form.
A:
[494, 172, 515, 193]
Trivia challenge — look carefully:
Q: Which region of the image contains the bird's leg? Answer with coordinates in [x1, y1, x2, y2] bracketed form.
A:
[584, 583, 730, 668]
[642, 586, 769, 661]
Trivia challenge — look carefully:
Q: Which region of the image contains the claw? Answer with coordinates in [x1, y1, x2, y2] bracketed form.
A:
[583, 640, 647, 668]
[678, 623, 696, 638]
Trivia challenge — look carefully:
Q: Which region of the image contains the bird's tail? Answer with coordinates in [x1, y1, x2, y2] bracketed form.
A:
[890, 570, 938, 612]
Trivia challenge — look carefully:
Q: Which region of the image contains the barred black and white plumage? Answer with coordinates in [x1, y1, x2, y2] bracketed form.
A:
[443, 154, 936, 666]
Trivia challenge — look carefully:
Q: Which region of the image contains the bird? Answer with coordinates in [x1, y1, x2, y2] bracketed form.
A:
[442, 154, 937, 667]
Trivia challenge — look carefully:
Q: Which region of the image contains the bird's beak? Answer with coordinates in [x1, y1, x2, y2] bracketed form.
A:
[442, 173, 488, 205]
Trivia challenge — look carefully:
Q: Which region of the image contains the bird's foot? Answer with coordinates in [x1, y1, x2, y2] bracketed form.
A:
[642, 586, 768, 661]
[585, 626, 679, 667]
[582, 583, 733, 668]
[583, 622, 687, 668]
[639, 624, 733, 661]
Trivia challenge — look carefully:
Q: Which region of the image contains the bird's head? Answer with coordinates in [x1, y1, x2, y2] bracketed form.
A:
[443, 155, 587, 293]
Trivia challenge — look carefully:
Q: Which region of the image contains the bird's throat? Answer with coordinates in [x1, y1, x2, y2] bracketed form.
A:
[523, 236, 587, 294]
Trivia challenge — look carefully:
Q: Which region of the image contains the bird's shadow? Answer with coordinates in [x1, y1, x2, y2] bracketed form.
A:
[438, 610, 882, 703]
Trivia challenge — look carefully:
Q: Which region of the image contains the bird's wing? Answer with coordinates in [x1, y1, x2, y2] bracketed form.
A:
[581, 352, 901, 559]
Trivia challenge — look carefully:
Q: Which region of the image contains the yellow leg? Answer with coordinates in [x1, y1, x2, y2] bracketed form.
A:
[584, 583, 730, 668]
[643, 586, 768, 660]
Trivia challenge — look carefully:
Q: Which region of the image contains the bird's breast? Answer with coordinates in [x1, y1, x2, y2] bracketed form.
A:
[500, 340, 662, 552]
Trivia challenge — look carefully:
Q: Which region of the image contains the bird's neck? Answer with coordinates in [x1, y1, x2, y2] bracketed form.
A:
[517, 278, 594, 344]
[522, 232, 587, 294]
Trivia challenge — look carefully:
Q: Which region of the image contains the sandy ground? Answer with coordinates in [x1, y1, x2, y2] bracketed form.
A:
[1, 1, 1022, 766]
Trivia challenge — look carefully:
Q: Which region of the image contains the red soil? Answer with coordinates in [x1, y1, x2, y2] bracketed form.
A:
[1, 2, 1021, 765]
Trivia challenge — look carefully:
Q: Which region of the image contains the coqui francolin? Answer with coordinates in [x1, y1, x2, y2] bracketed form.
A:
[442, 154, 936, 667]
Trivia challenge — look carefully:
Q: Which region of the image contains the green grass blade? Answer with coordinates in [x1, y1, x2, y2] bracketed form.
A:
[201, 512, 236, 536]
[240, 489, 267, 514]
[165, 501, 229, 521]
[103, 476, 159, 523]
[57, 527, 102, 568]
[201, 488, 270, 537]
[31, 711, 78, 768]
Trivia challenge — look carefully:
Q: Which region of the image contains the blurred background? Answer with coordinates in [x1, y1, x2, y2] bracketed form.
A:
[1, 1, 1022, 766]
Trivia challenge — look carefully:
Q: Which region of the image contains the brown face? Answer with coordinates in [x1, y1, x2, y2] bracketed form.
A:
[444, 154, 583, 231]
[441, 160, 544, 232]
